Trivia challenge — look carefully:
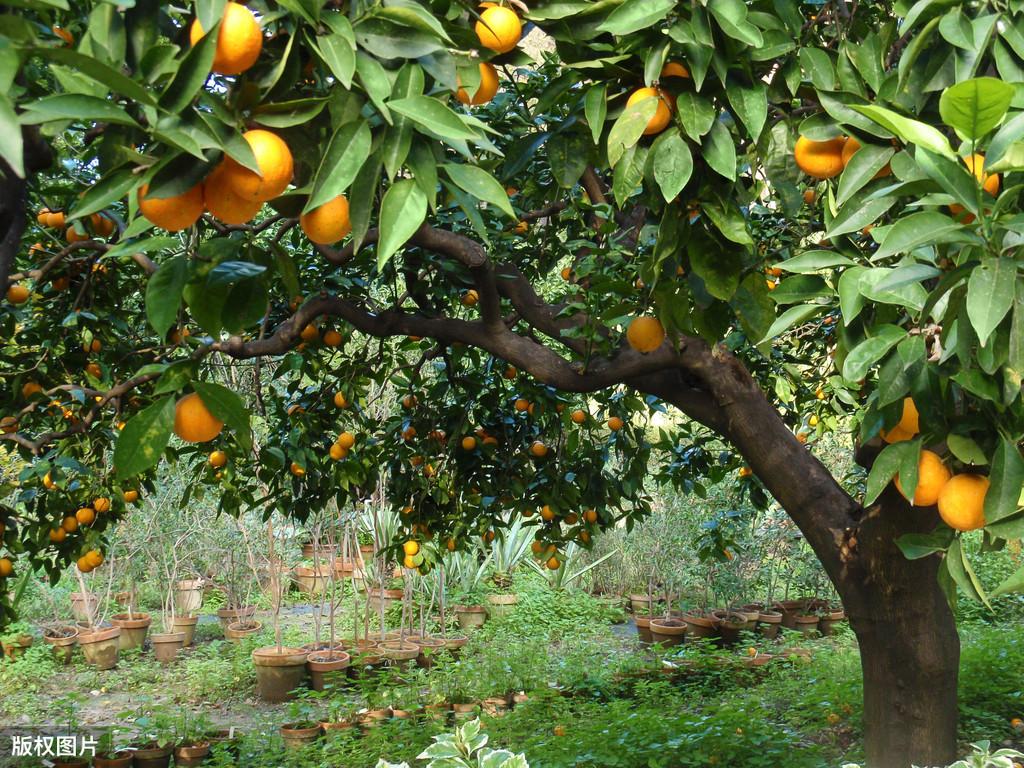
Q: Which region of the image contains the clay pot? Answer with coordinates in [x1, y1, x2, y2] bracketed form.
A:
[358, 543, 375, 557]
[773, 600, 805, 629]
[452, 702, 478, 721]
[347, 640, 383, 678]
[367, 588, 404, 612]
[409, 636, 446, 668]
[757, 610, 783, 639]
[92, 750, 133, 767]
[174, 579, 204, 613]
[633, 614, 655, 643]
[681, 612, 719, 640]
[225, 620, 263, 642]
[69, 591, 99, 623]
[717, 611, 755, 646]
[307, 650, 350, 691]
[171, 615, 198, 647]
[293, 565, 330, 595]
[628, 594, 654, 613]
[43, 625, 78, 664]
[431, 633, 468, 657]
[743, 653, 775, 668]
[380, 641, 419, 668]
[730, 606, 761, 623]
[131, 742, 173, 768]
[252, 646, 308, 702]
[359, 708, 391, 730]
[794, 613, 820, 637]
[1, 632, 32, 660]
[454, 604, 487, 630]
[301, 640, 346, 653]
[174, 741, 211, 767]
[819, 607, 846, 636]
[280, 722, 321, 749]
[321, 719, 356, 732]
[151, 631, 186, 664]
[302, 542, 336, 560]
[110, 613, 151, 651]
[482, 696, 509, 716]
[649, 617, 687, 646]
[78, 625, 120, 670]
[217, 605, 256, 632]
[485, 593, 518, 617]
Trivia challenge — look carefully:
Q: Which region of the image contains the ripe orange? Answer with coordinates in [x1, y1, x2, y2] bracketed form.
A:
[77, 556, 93, 573]
[446, 538, 457, 551]
[529, 440, 548, 458]
[583, 509, 598, 524]
[0, 557, 13, 577]
[564, 512, 579, 525]
[85, 549, 104, 568]
[0, 416, 18, 434]
[123, 489, 139, 503]
[90, 213, 116, 237]
[514, 398, 530, 412]
[6, 283, 29, 304]
[332, 431, 354, 450]
[626, 87, 672, 136]
[794, 136, 847, 180]
[404, 540, 420, 556]
[85, 362, 102, 379]
[93, 497, 110, 513]
[301, 193, 351, 244]
[881, 398, 919, 443]
[895, 449, 950, 507]
[208, 450, 228, 468]
[43, 472, 56, 490]
[608, 416, 624, 431]
[173, 392, 224, 443]
[61, 516, 79, 533]
[540, 504, 556, 522]
[475, 6, 521, 53]
[483, 530, 496, 544]
[49, 528, 66, 543]
[139, 183, 204, 231]
[803, 188, 817, 205]
[546, 556, 560, 570]
[402, 394, 418, 409]
[217, 130, 293, 202]
[456, 62, 500, 105]
[626, 316, 665, 353]
[329, 443, 348, 460]
[203, 165, 262, 224]
[75, 507, 96, 525]
[334, 391, 350, 408]
[462, 289, 479, 306]
[504, 365, 517, 379]
[949, 153, 1000, 219]
[571, 409, 587, 425]
[300, 324, 319, 343]
[841, 137, 891, 179]
[514, 220, 528, 234]
[290, 462, 305, 477]
[462, 436, 477, 451]
[52, 26, 74, 46]
[402, 426, 417, 441]
[403, 554, 417, 569]
[190, 2, 262, 76]
[660, 61, 690, 79]
[322, 329, 343, 347]
[937, 474, 989, 531]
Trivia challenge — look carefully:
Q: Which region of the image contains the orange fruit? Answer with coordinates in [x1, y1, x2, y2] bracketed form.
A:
[514, 398, 530, 412]
[93, 497, 110, 513]
[949, 153, 1000, 219]
[49, 528, 66, 543]
[173, 392, 224, 443]
[75, 507, 96, 525]
[334, 392, 350, 408]
[803, 188, 816, 204]
[626, 316, 665, 353]
[329, 443, 348, 460]
[83, 339, 102, 354]
[203, 165, 262, 224]
[626, 87, 672, 136]
[335, 431, 355, 450]
[301, 194, 351, 244]
[560, 267, 572, 281]
[608, 416, 624, 431]
[402, 394, 418, 409]
[290, 462, 305, 477]
[456, 63, 500, 105]
[540, 504, 556, 522]
[0, 416, 18, 434]
[77, 557, 93, 573]
[504, 366, 517, 379]
[90, 213, 115, 237]
[546, 556, 560, 570]
[794, 136, 847, 180]
[85, 549, 103, 568]
[462, 289, 479, 306]
[530, 440, 548, 458]
[208, 450, 228, 468]
[61, 516, 79, 533]
[403, 540, 420, 556]
[462, 436, 477, 451]
[881, 398, 919, 443]
[123, 489, 139, 503]
[42, 472, 56, 490]
[402, 426, 417, 440]
[322, 329, 343, 347]
[483, 530, 496, 544]
[6, 283, 29, 304]
[446, 538, 457, 551]
[190, 2, 262, 76]
[514, 220, 528, 234]
[475, 6, 521, 53]
[0, 557, 12, 577]
[571, 409, 587, 425]
[139, 183, 204, 231]
[217, 130, 293, 202]
[895, 449, 950, 507]
[937, 474, 989, 531]
[85, 362, 102, 379]
[583, 509, 598, 524]
[52, 26, 74, 45]
[660, 61, 690, 79]
[300, 324, 319, 342]
[841, 137, 891, 179]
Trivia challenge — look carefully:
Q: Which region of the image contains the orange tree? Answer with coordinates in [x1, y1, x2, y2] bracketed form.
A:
[2, 0, 1024, 764]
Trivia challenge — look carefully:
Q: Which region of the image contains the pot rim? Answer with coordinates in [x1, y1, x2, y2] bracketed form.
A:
[454, 604, 486, 613]
[252, 646, 308, 666]
[226, 619, 263, 633]
[110, 613, 152, 628]
[307, 649, 351, 668]
[78, 626, 121, 644]
[151, 631, 186, 643]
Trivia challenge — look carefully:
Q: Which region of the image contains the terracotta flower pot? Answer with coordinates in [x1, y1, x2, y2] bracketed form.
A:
[301, 640, 346, 653]
[78, 625, 120, 670]
[773, 600, 805, 629]
[452, 702, 478, 721]
[217, 605, 255, 632]
[321, 719, 356, 732]
[307, 650, 350, 691]
[293, 565, 330, 595]
[380, 640, 419, 668]
[649, 617, 688, 646]
[358, 708, 391, 730]
[819, 607, 846, 636]
[151, 631, 186, 664]
[347, 640, 383, 678]
[681, 612, 719, 640]
[425, 702, 452, 721]
[174, 579, 204, 614]
[482, 696, 510, 716]
[92, 750, 133, 767]
[431, 633, 468, 657]
[367, 588, 404, 612]
[252, 646, 308, 702]
[628, 593, 654, 613]
[302, 542, 336, 560]
[454, 604, 487, 630]
[757, 610, 783, 639]
[1, 632, 33, 660]
[280, 722, 321, 750]
[486, 593, 518, 617]
[409, 635, 447, 668]
[225, 619, 263, 642]
[110, 613, 151, 651]
[794, 613, 820, 637]
[69, 591, 99, 623]
[171, 615, 198, 647]
[717, 611, 755, 646]
[131, 742, 173, 768]
[633, 614, 655, 643]
[174, 741, 211, 767]
[730, 606, 761, 623]
[43, 626, 78, 665]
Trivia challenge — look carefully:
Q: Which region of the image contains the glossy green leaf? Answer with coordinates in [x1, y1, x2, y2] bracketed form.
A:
[113, 397, 175, 479]
[442, 164, 514, 219]
[378, 179, 427, 270]
[966, 257, 1015, 347]
[305, 120, 372, 213]
[651, 131, 693, 202]
[145, 254, 188, 340]
[939, 77, 1015, 140]
[193, 381, 252, 452]
[842, 325, 907, 381]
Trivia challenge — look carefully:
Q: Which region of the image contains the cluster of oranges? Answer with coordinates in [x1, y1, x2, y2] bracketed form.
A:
[883, 398, 991, 531]
[623, 61, 691, 136]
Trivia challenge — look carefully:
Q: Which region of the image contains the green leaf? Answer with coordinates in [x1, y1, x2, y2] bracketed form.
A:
[702, 198, 752, 246]
[30, 46, 156, 105]
[152, 360, 197, 396]
[377, 179, 427, 270]
[160, 20, 218, 114]
[547, 132, 590, 189]
[938, 77, 1015, 140]
[193, 381, 252, 452]
[839, 266, 868, 324]
[387, 96, 480, 141]
[947, 434, 989, 466]
[726, 81, 766, 141]
[20, 94, 138, 127]
[842, 325, 907, 381]
[607, 97, 658, 169]
[852, 104, 955, 158]
[872, 211, 968, 261]
[759, 304, 825, 343]
[304, 120, 372, 213]
[777, 250, 856, 273]
[707, 0, 763, 47]
[145, 255, 188, 339]
[674, 92, 716, 142]
[826, 195, 897, 238]
[584, 84, 607, 145]
[991, 562, 1024, 597]
[356, 52, 393, 123]
[865, 440, 917, 505]
[67, 169, 137, 221]
[442, 164, 515, 219]
[651, 131, 693, 202]
[349, 156, 381, 253]
[597, 0, 674, 35]
[966, 258, 1016, 347]
[915, 149, 983, 214]
[946, 538, 990, 607]
[207, 260, 267, 287]
[113, 396, 175, 479]
[703, 119, 736, 180]
[0, 96, 23, 178]
[896, 529, 955, 560]
[983, 437, 1024, 525]
[312, 21, 356, 89]
[836, 144, 895, 206]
